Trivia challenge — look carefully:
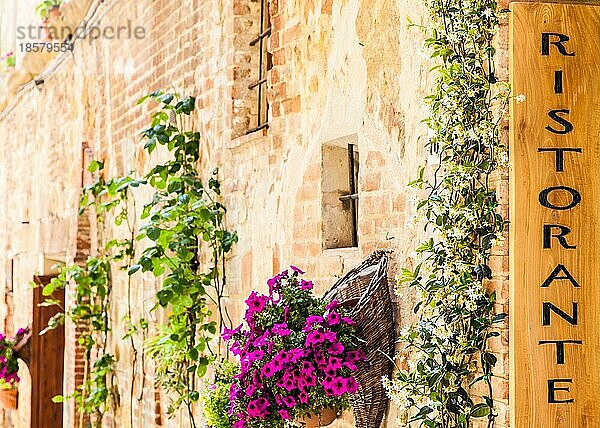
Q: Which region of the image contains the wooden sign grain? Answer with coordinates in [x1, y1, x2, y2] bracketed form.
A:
[510, 2, 600, 427]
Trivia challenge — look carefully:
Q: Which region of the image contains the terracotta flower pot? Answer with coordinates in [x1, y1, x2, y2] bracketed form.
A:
[298, 408, 338, 428]
[0, 389, 18, 410]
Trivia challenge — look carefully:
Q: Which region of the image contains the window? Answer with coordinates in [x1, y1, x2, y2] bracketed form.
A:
[322, 138, 360, 249]
[247, 0, 272, 134]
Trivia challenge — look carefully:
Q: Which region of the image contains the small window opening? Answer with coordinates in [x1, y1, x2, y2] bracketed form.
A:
[247, 0, 272, 134]
[322, 139, 360, 249]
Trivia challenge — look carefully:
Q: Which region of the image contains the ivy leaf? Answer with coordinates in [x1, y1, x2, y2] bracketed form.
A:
[182, 295, 194, 308]
[470, 403, 491, 418]
[128, 264, 141, 275]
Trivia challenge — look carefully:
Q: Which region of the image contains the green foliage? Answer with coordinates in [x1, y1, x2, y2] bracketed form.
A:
[383, 2, 510, 427]
[42, 91, 235, 428]
[137, 91, 237, 425]
[44, 163, 143, 427]
[1, 52, 15, 70]
[200, 360, 239, 428]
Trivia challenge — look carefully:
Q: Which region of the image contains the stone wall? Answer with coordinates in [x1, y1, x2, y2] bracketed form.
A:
[0, 0, 510, 427]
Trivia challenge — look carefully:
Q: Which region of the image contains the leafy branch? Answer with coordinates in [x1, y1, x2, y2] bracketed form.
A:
[135, 91, 237, 427]
[384, 2, 510, 427]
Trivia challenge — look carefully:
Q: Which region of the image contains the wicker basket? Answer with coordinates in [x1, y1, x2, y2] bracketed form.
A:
[323, 250, 395, 428]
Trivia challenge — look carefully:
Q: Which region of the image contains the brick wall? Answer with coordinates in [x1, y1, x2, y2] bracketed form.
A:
[0, 0, 510, 427]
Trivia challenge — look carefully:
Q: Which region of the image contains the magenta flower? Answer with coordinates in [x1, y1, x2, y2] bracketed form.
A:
[304, 372, 317, 387]
[305, 330, 325, 346]
[260, 363, 276, 379]
[290, 265, 305, 274]
[303, 314, 323, 332]
[270, 356, 284, 373]
[344, 361, 358, 371]
[326, 300, 340, 311]
[323, 331, 337, 342]
[228, 268, 364, 426]
[282, 396, 297, 408]
[329, 341, 345, 355]
[267, 271, 287, 295]
[342, 316, 356, 325]
[300, 279, 313, 290]
[245, 384, 258, 397]
[345, 377, 360, 394]
[246, 349, 265, 363]
[300, 361, 315, 376]
[314, 351, 327, 368]
[276, 373, 296, 391]
[223, 325, 242, 341]
[245, 292, 269, 315]
[327, 311, 342, 326]
[230, 383, 242, 401]
[230, 341, 242, 356]
[330, 377, 349, 396]
[298, 390, 309, 404]
[288, 348, 305, 362]
[346, 349, 367, 363]
[233, 419, 246, 428]
[272, 322, 291, 336]
[247, 397, 270, 418]
[252, 331, 270, 348]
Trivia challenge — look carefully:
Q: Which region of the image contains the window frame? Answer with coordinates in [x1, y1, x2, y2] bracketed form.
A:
[247, 0, 272, 134]
[338, 143, 359, 247]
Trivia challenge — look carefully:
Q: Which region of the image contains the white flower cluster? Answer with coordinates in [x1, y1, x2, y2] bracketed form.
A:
[385, 0, 508, 425]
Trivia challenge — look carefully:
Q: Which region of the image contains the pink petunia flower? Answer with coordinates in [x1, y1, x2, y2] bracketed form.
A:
[298, 390, 309, 404]
[290, 265, 305, 274]
[326, 300, 340, 311]
[282, 396, 297, 408]
[323, 331, 337, 343]
[328, 341, 345, 355]
[272, 322, 291, 336]
[345, 377, 360, 394]
[300, 279, 313, 290]
[247, 397, 270, 418]
[245, 384, 258, 397]
[330, 377, 348, 396]
[342, 316, 356, 325]
[245, 291, 269, 315]
[305, 330, 325, 346]
[326, 311, 342, 326]
[222, 325, 242, 341]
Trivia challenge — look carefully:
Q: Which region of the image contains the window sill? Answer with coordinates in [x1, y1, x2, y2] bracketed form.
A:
[323, 247, 360, 255]
[227, 126, 269, 150]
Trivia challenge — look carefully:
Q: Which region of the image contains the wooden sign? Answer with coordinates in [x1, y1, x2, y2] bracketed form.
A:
[510, 2, 600, 426]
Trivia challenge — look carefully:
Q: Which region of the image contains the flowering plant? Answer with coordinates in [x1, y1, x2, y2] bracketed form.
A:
[0, 328, 29, 387]
[225, 267, 365, 428]
[201, 360, 240, 428]
[383, 0, 509, 426]
[1, 52, 15, 72]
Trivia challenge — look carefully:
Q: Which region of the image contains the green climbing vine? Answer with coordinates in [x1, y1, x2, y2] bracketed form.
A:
[44, 162, 144, 427]
[383, 1, 509, 427]
[42, 91, 236, 428]
[135, 91, 237, 426]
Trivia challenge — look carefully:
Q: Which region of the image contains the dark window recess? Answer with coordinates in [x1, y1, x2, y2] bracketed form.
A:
[338, 144, 359, 247]
[247, 0, 272, 134]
